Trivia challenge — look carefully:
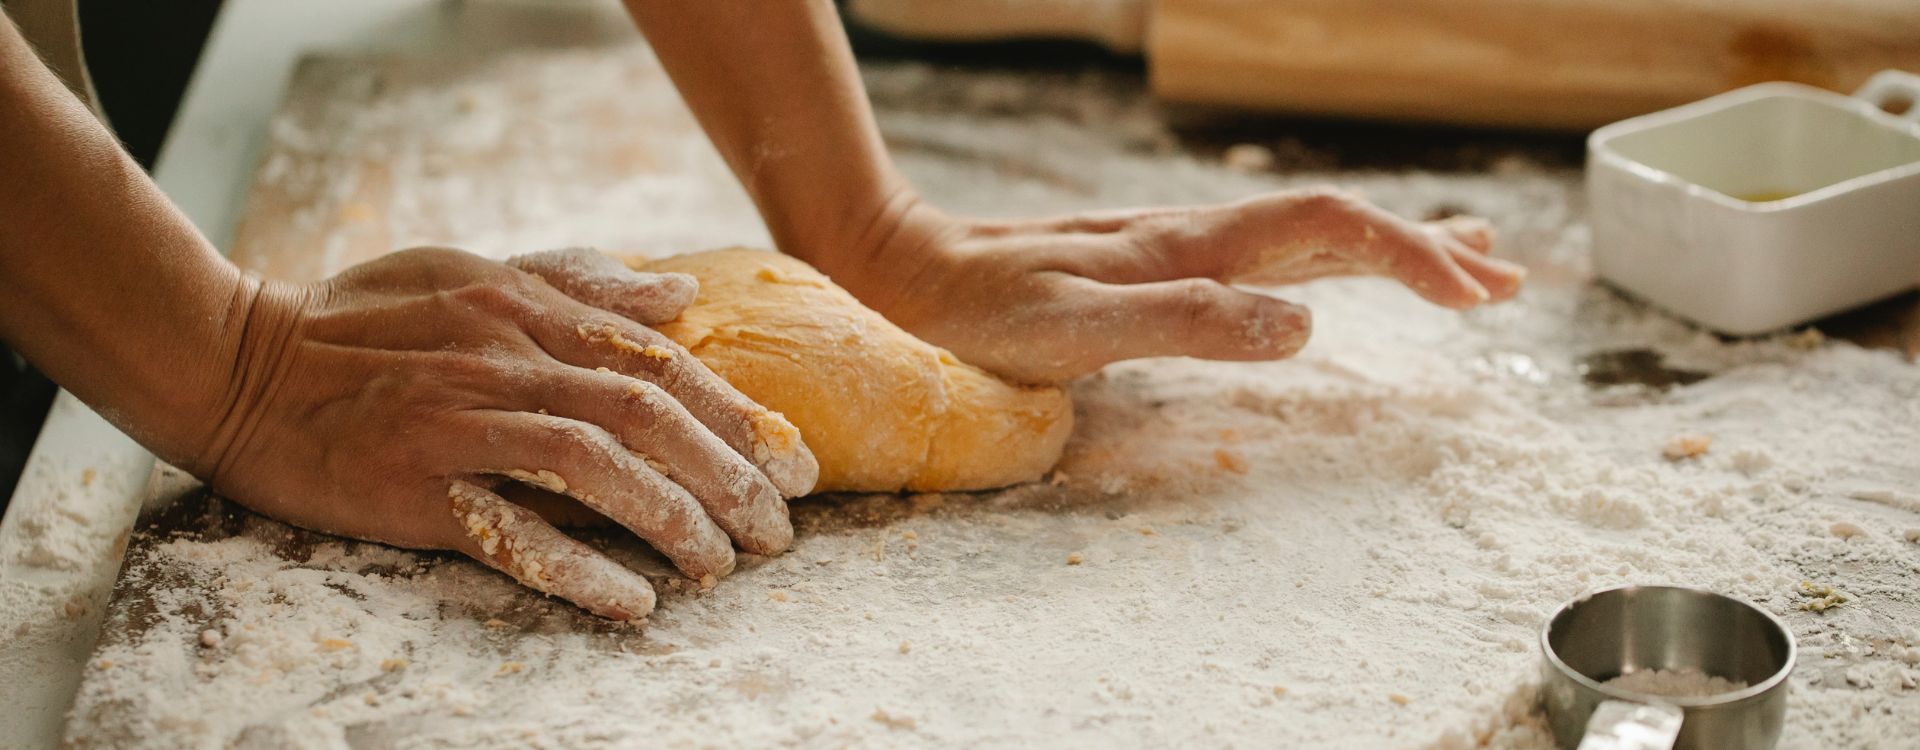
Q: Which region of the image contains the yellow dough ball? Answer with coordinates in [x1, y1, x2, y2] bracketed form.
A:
[628, 249, 1073, 493]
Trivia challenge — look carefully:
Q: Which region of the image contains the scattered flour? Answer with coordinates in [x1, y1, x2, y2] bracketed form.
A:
[1602, 668, 1748, 699]
[0, 394, 162, 743]
[46, 46, 1920, 750]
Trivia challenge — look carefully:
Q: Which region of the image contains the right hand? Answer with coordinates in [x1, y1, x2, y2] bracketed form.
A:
[187, 247, 818, 620]
[822, 188, 1525, 385]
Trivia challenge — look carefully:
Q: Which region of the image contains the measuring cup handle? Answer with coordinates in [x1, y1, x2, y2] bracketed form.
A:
[1853, 69, 1920, 124]
[1575, 699, 1684, 750]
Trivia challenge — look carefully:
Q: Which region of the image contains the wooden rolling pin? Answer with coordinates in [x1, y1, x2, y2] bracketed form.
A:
[847, 0, 1920, 129]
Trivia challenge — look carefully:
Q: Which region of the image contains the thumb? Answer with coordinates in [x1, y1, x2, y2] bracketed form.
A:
[1058, 277, 1312, 370]
[509, 247, 698, 325]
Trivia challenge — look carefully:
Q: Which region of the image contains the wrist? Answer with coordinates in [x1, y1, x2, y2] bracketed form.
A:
[803, 186, 965, 321]
[181, 277, 315, 485]
[764, 166, 916, 263]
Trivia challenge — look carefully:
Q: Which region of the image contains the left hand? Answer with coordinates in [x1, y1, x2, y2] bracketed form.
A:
[817, 187, 1527, 385]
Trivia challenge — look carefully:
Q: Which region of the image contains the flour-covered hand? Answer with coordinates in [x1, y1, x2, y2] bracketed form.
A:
[191, 247, 817, 620]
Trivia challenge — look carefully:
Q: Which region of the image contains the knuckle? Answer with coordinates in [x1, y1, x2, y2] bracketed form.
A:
[542, 418, 605, 454]
[614, 377, 674, 415]
[1172, 279, 1222, 329]
[1138, 210, 1209, 249]
[395, 245, 473, 263]
[1292, 186, 1362, 215]
[449, 279, 544, 322]
[510, 246, 580, 270]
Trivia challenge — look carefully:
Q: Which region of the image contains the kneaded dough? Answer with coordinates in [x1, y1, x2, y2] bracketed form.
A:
[626, 248, 1074, 493]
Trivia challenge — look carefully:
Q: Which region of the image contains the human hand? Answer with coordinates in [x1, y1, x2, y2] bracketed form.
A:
[818, 188, 1526, 384]
[187, 247, 818, 620]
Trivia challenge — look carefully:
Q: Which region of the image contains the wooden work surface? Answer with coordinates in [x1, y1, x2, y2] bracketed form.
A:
[66, 39, 1920, 749]
[223, 50, 767, 282]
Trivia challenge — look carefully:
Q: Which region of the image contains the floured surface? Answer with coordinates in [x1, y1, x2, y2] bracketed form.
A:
[63, 45, 1920, 749]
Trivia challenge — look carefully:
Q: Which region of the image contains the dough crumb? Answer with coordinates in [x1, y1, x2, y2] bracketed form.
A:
[380, 658, 409, 672]
[871, 708, 917, 730]
[1223, 143, 1275, 172]
[769, 591, 789, 602]
[1663, 433, 1712, 460]
[1214, 449, 1249, 475]
[199, 629, 222, 648]
[639, 345, 674, 361]
[1831, 522, 1866, 540]
[80, 468, 96, 487]
[1389, 693, 1411, 706]
[1066, 553, 1084, 566]
[698, 574, 717, 590]
[1137, 526, 1157, 537]
[318, 638, 354, 652]
[483, 618, 511, 629]
[898, 641, 911, 654]
[1272, 686, 1288, 697]
[1904, 529, 1920, 543]
[576, 321, 650, 356]
[1798, 581, 1850, 612]
[498, 662, 526, 675]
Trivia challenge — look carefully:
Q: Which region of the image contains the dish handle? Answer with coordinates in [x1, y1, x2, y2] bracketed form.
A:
[1575, 700, 1684, 750]
[1854, 69, 1920, 123]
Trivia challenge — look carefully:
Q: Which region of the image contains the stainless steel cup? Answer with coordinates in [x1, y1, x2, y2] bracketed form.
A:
[1539, 585, 1796, 750]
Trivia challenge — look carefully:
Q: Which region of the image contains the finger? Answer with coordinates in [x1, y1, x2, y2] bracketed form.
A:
[509, 247, 698, 325]
[1422, 216, 1524, 298]
[447, 480, 657, 620]
[1292, 197, 1492, 309]
[1446, 244, 1526, 301]
[530, 365, 793, 555]
[1126, 192, 1485, 308]
[531, 312, 819, 497]
[1054, 275, 1312, 369]
[1222, 248, 1366, 287]
[465, 412, 736, 581]
[1432, 215, 1495, 255]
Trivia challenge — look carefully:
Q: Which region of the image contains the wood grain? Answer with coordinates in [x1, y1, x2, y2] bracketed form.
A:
[225, 48, 761, 284]
[1148, 0, 1920, 129]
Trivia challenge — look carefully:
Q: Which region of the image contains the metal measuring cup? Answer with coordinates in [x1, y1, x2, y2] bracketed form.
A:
[1539, 585, 1796, 750]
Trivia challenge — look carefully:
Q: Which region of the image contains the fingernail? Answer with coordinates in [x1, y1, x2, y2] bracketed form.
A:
[1245, 298, 1312, 356]
[1466, 279, 1491, 305]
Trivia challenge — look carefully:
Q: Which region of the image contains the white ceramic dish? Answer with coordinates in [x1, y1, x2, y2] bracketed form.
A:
[1587, 70, 1920, 335]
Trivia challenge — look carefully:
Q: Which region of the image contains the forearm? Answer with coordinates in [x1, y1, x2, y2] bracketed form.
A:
[623, 0, 917, 274]
[0, 13, 254, 466]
